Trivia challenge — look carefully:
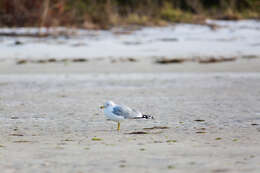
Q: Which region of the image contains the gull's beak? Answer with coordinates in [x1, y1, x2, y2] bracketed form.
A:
[100, 105, 105, 109]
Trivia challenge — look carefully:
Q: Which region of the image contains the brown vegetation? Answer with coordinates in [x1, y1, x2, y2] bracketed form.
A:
[0, 0, 259, 29]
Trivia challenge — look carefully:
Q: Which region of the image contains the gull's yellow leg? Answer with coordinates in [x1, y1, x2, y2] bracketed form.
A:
[117, 122, 120, 131]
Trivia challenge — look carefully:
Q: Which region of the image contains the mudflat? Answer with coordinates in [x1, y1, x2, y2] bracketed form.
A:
[0, 58, 260, 173]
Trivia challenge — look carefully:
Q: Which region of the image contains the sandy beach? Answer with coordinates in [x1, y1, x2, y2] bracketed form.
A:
[0, 57, 260, 173]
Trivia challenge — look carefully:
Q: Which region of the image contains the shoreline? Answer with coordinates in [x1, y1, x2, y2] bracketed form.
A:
[1, 57, 260, 74]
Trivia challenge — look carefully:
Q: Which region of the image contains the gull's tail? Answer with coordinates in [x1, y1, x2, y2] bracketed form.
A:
[132, 114, 154, 120]
[141, 114, 154, 119]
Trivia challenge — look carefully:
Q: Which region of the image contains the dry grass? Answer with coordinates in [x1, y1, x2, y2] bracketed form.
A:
[0, 0, 259, 29]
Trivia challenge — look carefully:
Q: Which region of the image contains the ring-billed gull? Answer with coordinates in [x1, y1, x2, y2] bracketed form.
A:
[100, 101, 153, 131]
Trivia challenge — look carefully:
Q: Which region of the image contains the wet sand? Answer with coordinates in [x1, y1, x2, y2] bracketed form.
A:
[0, 59, 260, 173]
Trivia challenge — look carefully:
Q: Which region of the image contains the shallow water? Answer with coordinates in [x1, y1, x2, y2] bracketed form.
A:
[0, 20, 259, 60]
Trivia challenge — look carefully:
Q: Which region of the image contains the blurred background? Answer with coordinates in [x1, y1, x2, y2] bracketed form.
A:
[0, 0, 259, 63]
[0, 0, 259, 28]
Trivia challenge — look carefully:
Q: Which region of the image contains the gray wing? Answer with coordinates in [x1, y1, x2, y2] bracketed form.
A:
[112, 105, 141, 119]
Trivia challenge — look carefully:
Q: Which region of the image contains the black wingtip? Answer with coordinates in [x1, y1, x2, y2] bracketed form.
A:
[142, 114, 154, 119]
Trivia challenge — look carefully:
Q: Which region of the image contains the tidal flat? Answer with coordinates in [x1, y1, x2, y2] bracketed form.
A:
[0, 64, 260, 172]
